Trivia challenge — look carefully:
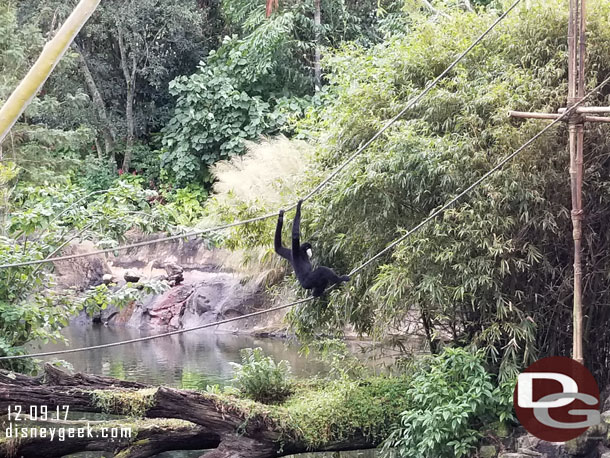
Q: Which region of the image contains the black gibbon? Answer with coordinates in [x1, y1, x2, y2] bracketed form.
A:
[275, 200, 350, 297]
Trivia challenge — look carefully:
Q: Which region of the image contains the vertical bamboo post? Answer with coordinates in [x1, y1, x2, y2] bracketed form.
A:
[568, 0, 586, 364]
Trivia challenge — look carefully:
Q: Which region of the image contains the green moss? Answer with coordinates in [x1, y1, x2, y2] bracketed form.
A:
[92, 388, 158, 417]
[282, 376, 411, 448]
[207, 375, 411, 449]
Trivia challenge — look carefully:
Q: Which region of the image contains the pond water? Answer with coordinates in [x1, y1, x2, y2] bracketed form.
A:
[36, 325, 331, 389]
[35, 325, 380, 458]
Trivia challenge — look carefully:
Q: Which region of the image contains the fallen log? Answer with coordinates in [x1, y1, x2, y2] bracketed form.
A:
[1, 418, 219, 458]
[0, 364, 409, 458]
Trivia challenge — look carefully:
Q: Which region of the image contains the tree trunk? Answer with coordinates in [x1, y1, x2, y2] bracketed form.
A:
[123, 83, 135, 170]
[74, 44, 117, 157]
[117, 26, 137, 171]
[94, 136, 103, 158]
[3, 419, 219, 458]
[0, 364, 379, 458]
[314, 0, 322, 91]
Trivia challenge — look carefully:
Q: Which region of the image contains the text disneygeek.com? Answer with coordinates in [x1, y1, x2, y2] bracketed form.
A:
[5, 405, 132, 441]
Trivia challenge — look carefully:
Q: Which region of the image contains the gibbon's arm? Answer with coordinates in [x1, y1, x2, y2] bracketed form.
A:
[292, 200, 303, 258]
[274, 210, 291, 260]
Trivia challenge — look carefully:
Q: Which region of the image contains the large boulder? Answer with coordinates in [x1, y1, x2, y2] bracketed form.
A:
[54, 241, 112, 291]
[127, 269, 268, 332]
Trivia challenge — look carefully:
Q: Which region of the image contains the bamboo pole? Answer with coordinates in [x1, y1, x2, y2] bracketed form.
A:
[0, 0, 101, 145]
[569, 0, 586, 364]
[559, 106, 610, 113]
[508, 0, 594, 364]
[508, 111, 562, 120]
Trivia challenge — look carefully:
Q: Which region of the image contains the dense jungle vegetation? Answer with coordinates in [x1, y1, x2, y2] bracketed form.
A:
[2, 0, 610, 455]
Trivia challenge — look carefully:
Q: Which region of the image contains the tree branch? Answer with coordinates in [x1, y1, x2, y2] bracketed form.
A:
[420, 0, 450, 19]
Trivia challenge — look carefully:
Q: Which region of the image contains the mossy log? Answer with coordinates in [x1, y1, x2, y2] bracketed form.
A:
[0, 364, 403, 458]
[1, 418, 219, 458]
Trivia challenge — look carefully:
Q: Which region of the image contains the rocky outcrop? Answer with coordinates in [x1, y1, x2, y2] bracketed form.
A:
[482, 410, 610, 458]
[54, 241, 112, 291]
[126, 269, 268, 332]
[61, 233, 287, 334]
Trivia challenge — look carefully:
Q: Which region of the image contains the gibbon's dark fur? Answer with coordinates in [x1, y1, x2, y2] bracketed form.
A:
[275, 200, 350, 297]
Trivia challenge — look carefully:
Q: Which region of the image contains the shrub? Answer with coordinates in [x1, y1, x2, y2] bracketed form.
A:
[229, 347, 292, 404]
[382, 348, 513, 458]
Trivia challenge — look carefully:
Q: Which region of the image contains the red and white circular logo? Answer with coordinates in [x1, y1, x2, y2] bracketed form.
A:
[513, 356, 600, 442]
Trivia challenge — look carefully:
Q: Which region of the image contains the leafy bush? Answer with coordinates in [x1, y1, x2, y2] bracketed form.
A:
[229, 347, 293, 404]
[161, 61, 278, 186]
[382, 348, 513, 458]
[159, 184, 208, 226]
[285, 375, 412, 448]
[0, 174, 179, 372]
[77, 155, 117, 193]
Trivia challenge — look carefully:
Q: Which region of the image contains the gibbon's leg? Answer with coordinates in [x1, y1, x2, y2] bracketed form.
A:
[314, 266, 350, 285]
[312, 285, 326, 297]
[304, 266, 348, 297]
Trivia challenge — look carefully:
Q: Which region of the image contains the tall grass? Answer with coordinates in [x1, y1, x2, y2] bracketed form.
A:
[211, 135, 311, 206]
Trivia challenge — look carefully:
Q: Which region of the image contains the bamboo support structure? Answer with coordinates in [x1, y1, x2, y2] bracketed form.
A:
[509, 0, 591, 364]
[509, 111, 610, 123]
[568, 0, 586, 365]
[559, 106, 610, 113]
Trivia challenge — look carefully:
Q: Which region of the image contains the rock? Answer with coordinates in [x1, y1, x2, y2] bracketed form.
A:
[516, 434, 568, 458]
[480, 445, 497, 458]
[127, 270, 266, 331]
[54, 241, 111, 291]
[513, 426, 609, 458]
[102, 273, 114, 284]
[490, 421, 512, 439]
[164, 261, 184, 286]
[124, 270, 142, 283]
[92, 304, 120, 326]
[129, 284, 195, 328]
[565, 421, 607, 455]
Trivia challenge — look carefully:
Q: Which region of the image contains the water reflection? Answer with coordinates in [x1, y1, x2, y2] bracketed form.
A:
[34, 325, 329, 389]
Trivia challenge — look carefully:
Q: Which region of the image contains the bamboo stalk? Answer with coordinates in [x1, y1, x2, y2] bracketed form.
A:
[558, 106, 610, 113]
[508, 111, 562, 119]
[570, 0, 586, 365]
[0, 0, 101, 145]
[583, 115, 610, 123]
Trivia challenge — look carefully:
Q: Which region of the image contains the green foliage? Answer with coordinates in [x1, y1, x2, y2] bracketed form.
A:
[0, 174, 178, 371]
[77, 155, 117, 193]
[159, 184, 208, 227]
[207, 373, 412, 449]
[382, 348, 513, 458]
[280, 0, 610, 382]
[161, 59, 281, 185]
[229, 347, 293, 404]
[75, 279, 169, 317]
[19, 0, 218, 145]
[161, 0, 404, 186]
